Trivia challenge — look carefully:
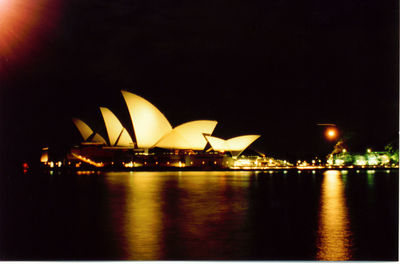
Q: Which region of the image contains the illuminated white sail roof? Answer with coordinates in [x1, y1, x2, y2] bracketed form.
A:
[92, 133, 107, 144]
[226, 135, 260, 151]
[121, 90, 173, 148]
[156, 120, 218, 150]
[118, 129, 135, 147]
[72, 118, 107, 144]
[100, 107, 134, 147]
[204, 136, 226, 152]
[205, 135, 260, 155]
[72, 118, 93, 141]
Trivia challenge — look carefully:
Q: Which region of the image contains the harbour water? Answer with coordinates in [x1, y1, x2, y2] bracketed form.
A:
[0, 169, 398, 260]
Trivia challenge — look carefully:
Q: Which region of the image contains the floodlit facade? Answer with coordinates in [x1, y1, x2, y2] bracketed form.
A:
[156, 120, 218, 150]
[205, 135, 260, 156]
[99, 107, 135, 147]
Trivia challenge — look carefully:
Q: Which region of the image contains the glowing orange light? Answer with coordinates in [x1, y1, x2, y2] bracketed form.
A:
[325, 127, 338, 140]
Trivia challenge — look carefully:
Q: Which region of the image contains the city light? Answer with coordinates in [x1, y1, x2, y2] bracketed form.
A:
[124, 162, 135, 168]
[71, 153, 104, 167]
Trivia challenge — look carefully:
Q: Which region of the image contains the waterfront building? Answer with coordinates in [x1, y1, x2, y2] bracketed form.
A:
[43, 90, 261, 169]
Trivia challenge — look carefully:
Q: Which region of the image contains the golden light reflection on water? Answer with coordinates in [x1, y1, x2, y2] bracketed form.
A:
[104, 171, 252, 260]
[105, 172, 163, 260]
[125, 173, 164, 260]
[317, 170, 353, 260]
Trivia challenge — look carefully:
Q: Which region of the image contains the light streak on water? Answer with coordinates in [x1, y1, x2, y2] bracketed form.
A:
[106, 172, 163, 260]
[317, 170, 353, 260]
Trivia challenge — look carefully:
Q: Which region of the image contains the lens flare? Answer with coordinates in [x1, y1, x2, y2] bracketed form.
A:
[0, 0, 61, 65]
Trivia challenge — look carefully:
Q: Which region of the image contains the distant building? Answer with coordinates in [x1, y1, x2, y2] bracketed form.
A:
[331, 149, 398, 167]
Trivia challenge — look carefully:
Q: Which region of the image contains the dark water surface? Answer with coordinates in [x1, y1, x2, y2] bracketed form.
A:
[1, 169, 398, 260]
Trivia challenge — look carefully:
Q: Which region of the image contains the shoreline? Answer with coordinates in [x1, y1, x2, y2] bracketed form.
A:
[37, 166, 399, 173]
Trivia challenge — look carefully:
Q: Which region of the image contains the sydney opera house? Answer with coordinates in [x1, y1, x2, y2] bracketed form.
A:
[42, 90, 263, 169]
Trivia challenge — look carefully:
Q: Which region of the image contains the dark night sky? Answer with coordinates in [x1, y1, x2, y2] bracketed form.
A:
[0, 0, 398, 167]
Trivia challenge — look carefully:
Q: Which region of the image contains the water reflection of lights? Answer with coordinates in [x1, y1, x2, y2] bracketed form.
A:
[317, 170, 353, 260]
[128, 173, 163, 259]
[106, 171, 253, 259]
[76, 170, 97, 175]
[366, 171, 375, 188]
[106, 172, 163, 259]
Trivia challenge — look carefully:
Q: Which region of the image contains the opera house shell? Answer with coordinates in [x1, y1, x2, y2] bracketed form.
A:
[205, 135, 261, 157]
[68, 90, 261, 168]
